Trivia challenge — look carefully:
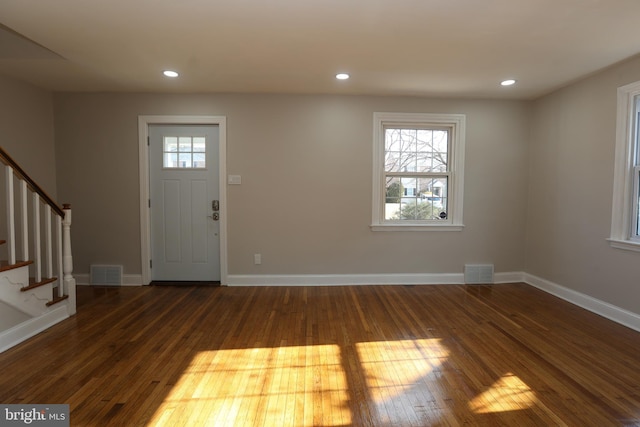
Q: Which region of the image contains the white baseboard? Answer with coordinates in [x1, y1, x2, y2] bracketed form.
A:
[0, 306, 69, 353]
[73, 270, 521, 287]
[494, 271, 526, 284]
[227, 271, 523, 287]
[227, 273, 463, 286]
[523, 273, 640, 333]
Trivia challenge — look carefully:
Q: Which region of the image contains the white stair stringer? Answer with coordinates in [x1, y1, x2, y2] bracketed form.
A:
[0, 264, 70, 353]
[0, 265, 55, 317]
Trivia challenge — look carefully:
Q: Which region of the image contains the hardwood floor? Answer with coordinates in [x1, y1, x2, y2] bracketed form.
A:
[1, 283, 639, 426]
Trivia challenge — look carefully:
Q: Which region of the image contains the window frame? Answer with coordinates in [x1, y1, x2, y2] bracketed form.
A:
[371, 112, 465, 231]
[610, 81, 640, 251]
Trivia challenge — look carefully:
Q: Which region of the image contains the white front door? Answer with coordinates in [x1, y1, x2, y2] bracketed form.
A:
[149, 124, 220, 281]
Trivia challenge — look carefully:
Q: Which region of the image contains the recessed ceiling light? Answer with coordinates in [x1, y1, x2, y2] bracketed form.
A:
[163, 70, 179, 78]
[501, 79, 516, 86]
[336, 73, 350, 80]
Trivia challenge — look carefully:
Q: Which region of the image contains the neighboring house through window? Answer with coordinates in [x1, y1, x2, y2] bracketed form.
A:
[371, 112, 466, 231]
[610, 81, 640, 251]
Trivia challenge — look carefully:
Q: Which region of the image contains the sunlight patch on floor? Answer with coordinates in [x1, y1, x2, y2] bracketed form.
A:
[147, 344, 350, 427]
[356, 339, 449, 424]
[468, 372, 537, 414]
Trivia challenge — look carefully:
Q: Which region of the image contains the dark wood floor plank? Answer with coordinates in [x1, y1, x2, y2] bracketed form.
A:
[1, 283, 640, 426]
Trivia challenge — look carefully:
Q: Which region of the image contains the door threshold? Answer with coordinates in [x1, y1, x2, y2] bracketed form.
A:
[150, 281, 221, 287]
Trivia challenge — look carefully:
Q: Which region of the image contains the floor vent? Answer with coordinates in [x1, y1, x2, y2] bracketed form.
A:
[464, 264, 494, 284]
[90, 265, 123, 286]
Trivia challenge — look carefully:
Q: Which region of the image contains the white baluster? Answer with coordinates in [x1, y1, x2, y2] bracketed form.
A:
[5, 165, 15, 265]
[20, 180, 28, 263]
[56, 214, 63, 298]
[45, 205, 53, 279]
[33, 194, 41, 282]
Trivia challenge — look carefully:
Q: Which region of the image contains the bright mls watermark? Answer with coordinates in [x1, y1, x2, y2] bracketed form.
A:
[1, 405, 69, 426]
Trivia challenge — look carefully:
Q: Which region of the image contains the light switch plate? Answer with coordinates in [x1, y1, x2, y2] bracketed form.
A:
[228, 175, 242, 185]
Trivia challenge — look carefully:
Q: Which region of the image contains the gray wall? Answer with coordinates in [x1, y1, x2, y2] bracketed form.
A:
[5, 56, 640, 318]
[53, 93, 530, 277]
[0, 75, 57, 262]
[0, 74, 57, 197]
[527, 55, 640, 315]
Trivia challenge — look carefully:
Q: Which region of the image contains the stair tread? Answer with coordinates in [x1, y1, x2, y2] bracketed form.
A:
[21, 277, 57, 292]
[0, 260, 34, 272]
[46, 294, 69, 307]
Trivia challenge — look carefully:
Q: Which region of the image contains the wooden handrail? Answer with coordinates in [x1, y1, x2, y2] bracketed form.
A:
[0, 146, 64, 217]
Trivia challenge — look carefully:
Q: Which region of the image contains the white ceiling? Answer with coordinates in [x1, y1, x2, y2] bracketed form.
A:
[1, 0, 639, 99]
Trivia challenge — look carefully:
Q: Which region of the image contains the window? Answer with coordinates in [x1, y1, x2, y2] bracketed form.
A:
[163, 136, 206, 169]
[610, 81, 640, 251]
[372, 112, 465, 231]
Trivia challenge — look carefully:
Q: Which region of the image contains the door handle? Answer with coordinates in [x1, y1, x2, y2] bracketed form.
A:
[208, 213, 219, 221]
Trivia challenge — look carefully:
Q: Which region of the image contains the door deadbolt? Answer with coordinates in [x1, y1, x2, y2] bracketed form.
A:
[212, 200, 219, 211]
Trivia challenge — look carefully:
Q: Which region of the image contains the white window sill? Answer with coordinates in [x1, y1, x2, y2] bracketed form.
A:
[608, 238, 640, 252]
[370, 223, 464, 232]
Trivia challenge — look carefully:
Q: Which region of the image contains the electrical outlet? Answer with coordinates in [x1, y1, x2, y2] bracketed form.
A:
[254, 253, 262, 265]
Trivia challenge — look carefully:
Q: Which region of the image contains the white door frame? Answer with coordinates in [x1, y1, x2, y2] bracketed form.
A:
[138, 115, 228, 285]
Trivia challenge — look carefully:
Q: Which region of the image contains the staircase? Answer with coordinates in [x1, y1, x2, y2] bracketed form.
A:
[0, 147, 76, 353]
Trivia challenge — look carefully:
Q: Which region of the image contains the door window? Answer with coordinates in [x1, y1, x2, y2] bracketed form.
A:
[163, 136, 206, 169]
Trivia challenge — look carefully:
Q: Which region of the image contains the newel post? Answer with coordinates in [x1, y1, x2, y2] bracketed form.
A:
[62, 204, 76, 315]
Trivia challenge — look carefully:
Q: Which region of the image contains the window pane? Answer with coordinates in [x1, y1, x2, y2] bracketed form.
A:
[432, 130, 449, 153]
[636, 110, 640, 166]
[400, 152, 417, 172]
[417, 129, 431, 148]
[385, 152, 401, 172]
[385, 177, 402, 203]
[164, 153, 178, 168]
[403, 129, 417, 152]
[178, 153, 192, 168]
[416, 153, 429, 172]
[385, 177, 402, 219]
[164, 137, 178, 153]
[419, 177, 448, 219]
[385, 129, 401, 151]
[193, 137, 206, 152]
[178, 137, 191, 152]
[401, 177, 417, 197]
[193, 153, 206, 168]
